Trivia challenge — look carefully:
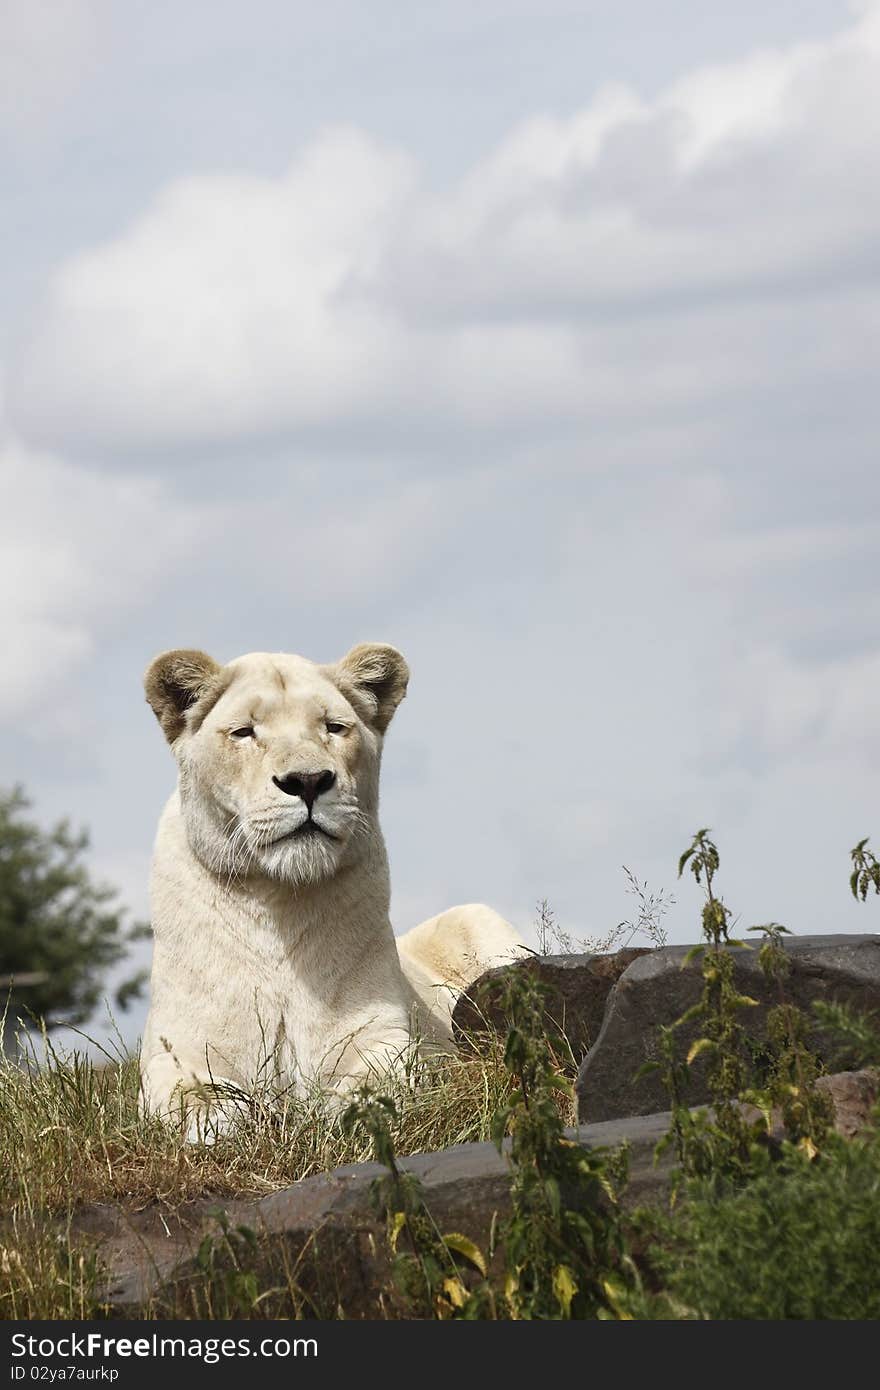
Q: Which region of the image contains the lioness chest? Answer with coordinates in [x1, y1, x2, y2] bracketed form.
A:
[217, 931, 323, 1087]
[151, 892, 358, 1091]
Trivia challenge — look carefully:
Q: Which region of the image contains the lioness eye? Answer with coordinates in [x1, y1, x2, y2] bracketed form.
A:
[230, 726, 255, 740]
[325, 721, 346, 735]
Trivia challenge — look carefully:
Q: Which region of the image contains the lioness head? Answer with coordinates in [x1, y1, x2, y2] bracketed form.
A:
[144, 643, 409, 887]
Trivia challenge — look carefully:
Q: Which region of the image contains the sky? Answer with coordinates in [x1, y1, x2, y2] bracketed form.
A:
[2, 0, 878, 1051]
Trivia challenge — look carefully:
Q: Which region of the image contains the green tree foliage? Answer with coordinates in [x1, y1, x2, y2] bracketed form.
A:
[0, 786, 149, 1029]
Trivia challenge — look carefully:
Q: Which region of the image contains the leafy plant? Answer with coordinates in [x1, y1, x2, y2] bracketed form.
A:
[849, 837, 880, 902]
[677, 827, 733, 946]
[648, 832, 833, 1186]
[343, 963, 635, 1320]
[191, 1214, 266, 1317]
[341, 1090, 490, 1318]
[645, 1129, 880, 1319]
[490, 965, 632, 1319]
[659, 830, 758, 1177]
[741, 923, 832, 1153]
[814, 1000, 880, 1070]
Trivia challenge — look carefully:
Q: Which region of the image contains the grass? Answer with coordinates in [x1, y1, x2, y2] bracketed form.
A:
[3, 821, 879, 1323]
[4, 1024, 879, 1320]
[1, 1042, 519, 1211]
[0, 1023, 530, 1319]
[2, 1024, 879, 1320]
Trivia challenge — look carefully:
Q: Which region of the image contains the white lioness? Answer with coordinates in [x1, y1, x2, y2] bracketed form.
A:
[140, 643, 524, 1123]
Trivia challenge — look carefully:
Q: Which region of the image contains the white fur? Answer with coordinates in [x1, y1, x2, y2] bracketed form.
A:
[397, 903, 527, 1038]
[140, 645, 525, 1124]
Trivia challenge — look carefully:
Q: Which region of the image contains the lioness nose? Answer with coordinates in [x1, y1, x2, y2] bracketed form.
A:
[272, 769, 336, 810]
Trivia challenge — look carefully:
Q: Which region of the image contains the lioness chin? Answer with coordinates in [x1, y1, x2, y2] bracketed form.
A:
[140, 642, 524, 1130]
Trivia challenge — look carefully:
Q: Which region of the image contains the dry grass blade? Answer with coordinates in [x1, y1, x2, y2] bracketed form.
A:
[0, 1022, 514, 1318]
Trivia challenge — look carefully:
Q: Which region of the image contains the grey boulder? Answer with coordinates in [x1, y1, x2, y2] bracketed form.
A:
[577, 934, 880, 1122]
[453, 948, 649, 1064]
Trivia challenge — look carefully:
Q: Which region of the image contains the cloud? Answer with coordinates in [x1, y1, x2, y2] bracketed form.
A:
[366, 461, 879, 940]
[10, 127, 417, 452]
[0, 0, 104, 153]
[4, 3, 880, 1056]
[709, 644, 880, 767]
[0, 407, 499, 731]
[0, 419, 205, 721]
[9, 5, 880, 456]
[382, 5, 880, 317]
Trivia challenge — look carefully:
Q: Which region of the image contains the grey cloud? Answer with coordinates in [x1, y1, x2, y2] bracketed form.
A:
[2, 2, 877, 1056]
[9, 9, 880, 460]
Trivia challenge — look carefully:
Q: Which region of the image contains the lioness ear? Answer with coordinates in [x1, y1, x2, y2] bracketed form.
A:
[144, 649, 223, 744]
[333, 643, 409, 734]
